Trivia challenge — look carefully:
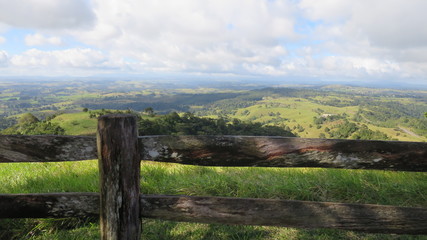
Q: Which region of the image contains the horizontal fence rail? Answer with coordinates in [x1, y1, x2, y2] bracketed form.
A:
[140, 136, 427, 171]
[1, 135, 426, 171]
[1, 193, 426, 235]
[0, 135, 96, 162]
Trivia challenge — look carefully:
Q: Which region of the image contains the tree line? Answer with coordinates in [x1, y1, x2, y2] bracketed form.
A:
[0, 113, 65, 135]
[1, 111, 296, 137]
[138, 112, 296, 137]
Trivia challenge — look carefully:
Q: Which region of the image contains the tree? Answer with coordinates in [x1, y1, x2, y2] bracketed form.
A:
[144, 107, 154, 116]
[18, 113, 39, 125]
[1, 120, 65, 135]
[329, 120, 358, 139]
[138, 112, 295, 137]
[351, 125, 389, 140]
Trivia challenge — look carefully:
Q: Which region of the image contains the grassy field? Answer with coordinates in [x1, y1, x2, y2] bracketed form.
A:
[44, 101, 427, 142]
[1, 161, 426, 239]
[230, 97, 427, 142]
[50, 112, 97, 136]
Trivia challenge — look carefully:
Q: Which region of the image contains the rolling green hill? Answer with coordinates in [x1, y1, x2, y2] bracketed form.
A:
[1, 83, 427, 142]
[50, 112, 97, 136]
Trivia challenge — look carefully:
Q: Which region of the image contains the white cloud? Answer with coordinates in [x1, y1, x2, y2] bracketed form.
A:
[10, 48, 116, 69]
[297, 0, 427, 79]
[0, 36, 5, 44]
[0, 0, 94, 29]
[25, 33, 62, 46]
[0, 0, 427, 81]
[320, 56, 401, 76]
[300, 0, 427, 50]
[70, 0, 296, 74]
[0, 50, 8, 67]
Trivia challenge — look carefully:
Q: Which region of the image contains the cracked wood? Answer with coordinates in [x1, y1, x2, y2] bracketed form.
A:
[97, 114, 141, 240]
[0, 193, 426, 235]
[140, 136, 427, 171]
[1, 135, 426, 171]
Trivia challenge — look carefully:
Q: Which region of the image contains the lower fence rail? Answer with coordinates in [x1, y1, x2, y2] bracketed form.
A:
[0, 193, 426, 235]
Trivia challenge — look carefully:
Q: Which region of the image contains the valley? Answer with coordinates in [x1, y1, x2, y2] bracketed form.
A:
[1, 80, 426, 142]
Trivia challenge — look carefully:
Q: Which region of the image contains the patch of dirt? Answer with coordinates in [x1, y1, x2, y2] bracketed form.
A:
[398, 127, 423, 138]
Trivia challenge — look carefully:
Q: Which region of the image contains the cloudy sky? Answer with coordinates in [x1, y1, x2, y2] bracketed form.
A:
[0, 0, 426, 84]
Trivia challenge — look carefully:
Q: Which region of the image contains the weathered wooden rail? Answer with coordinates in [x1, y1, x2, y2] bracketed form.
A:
[0, 114, 426, 239]
[2, 135, 426, 171]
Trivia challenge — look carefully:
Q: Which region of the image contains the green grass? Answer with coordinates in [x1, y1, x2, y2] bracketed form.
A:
[50, 112, 97, 136]
[229, 97, 427, 142]
[0, 161, 426, 239]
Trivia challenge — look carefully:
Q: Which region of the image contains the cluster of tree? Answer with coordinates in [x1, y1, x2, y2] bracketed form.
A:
[326, 120, 390, 140]
[86, 102, 189, 114]
[403, 118, 427, 136]
[351, 125, 389, 140]
[87, 109, 136, 118]
[80, 93, 245, 114]
[354, 104, 427, 138]
[310, 98, 358, 107]
[138, 112, 296, 137]
[198, 99, 257, 116]
[360, 101, 427, 124]
[0, 116, 16, 131]
[313, 114, 346, 125]
[0, 113, 64, 135]
[328, 120, 358, 139]
[294, 124, 305, 133]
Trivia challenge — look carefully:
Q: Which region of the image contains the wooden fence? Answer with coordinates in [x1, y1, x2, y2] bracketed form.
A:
[0, 114, 426, 239]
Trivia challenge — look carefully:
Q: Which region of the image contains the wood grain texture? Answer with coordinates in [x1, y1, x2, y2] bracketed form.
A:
[97, 114, 141, 240]
[0, 193, 99, 218]
[0, 135, 96, 162]
[1, 135, 426, 171]
[141, 195, 427, 235]
[1, 193, 426, 235]
[140, 136, 427, 171]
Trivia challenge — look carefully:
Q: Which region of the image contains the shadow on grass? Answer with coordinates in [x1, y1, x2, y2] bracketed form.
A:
[142, 219, 270, 240]
[0, 218, 98, 240]
[141, 219, 426, 240]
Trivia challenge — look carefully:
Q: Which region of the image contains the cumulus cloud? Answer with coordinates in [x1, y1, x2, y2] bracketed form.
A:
[0, 0, 95, 29]
[10, 48, 116, 69]
[1, 0, 427, 81]
[300, 0, 427, 49]
[71, 0, 296, 74]
[0, 50, 8, 67]
[25, 33, 62, 46]
[297, 0, 427, 78]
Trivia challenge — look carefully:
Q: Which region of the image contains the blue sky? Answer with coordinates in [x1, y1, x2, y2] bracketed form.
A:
[0, 0, 426, 85]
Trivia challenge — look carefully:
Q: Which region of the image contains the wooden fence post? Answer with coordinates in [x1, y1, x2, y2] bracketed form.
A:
[97, 114, 141, 240]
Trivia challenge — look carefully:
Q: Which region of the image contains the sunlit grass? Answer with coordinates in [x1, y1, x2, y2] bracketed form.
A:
[50, 112, 97, 136]
[1, 161, 426, 239]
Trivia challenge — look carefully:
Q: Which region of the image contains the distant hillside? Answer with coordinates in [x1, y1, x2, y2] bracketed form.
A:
[50, 112, 97, 136]
[1, 82, 426, 142]
[38, 110, 296, 137]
